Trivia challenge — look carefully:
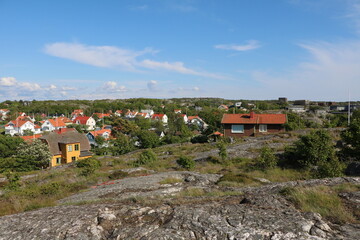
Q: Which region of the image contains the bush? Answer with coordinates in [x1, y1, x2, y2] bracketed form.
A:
[217, 142, 228, 161]
[133, 149, 157, 167]
[5, 171, 21, 190]
[40, 182, 60, 195]
[108, 170, 129, 180]
[256, 145, 277, 170]
[76, 157, 101, 176]
[176, 156, 195, 170]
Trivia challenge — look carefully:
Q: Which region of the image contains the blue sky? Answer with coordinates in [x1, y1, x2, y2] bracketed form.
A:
[1, 0, 360, 101]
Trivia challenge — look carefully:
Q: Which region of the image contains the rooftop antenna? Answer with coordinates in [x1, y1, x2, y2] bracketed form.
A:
[348, 90, 351, 126]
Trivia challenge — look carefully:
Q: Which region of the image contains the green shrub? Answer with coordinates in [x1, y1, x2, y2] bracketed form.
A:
[256, 145, 277, 170]
[5, 171, 21, 190]
[217, 142, 228, 161]
[176, 156, 195, 170]
[76, 157, 101, 176]
[108, 170, 129, 180]
[133, 149, 157, 167]
[40, 182, 60, 195]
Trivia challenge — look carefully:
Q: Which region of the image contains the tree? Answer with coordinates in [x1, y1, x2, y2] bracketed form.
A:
[0, 135, 24, 158]
[217, 142, 228, 161]
[95, 136, 105, 146]
[76, 157, 101, 176]
[341, 118, 360, 161]
[15, 139, 52, 170]
[137, 130, 160, 148]
[176, 156, 195, 170]
[256, 145, 277, 170]
[285, 129, 335, 168]
[284, 112, 306, 131]
[284, 130, 343, 177]
[134, 149, 157, 166]
[110, 133, 135, 155]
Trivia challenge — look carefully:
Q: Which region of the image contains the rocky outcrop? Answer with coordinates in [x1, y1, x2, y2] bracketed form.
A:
[0, 173, 359, 240]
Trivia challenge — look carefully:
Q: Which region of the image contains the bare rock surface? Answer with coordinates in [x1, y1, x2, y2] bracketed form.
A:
[0, 173, 359, 240]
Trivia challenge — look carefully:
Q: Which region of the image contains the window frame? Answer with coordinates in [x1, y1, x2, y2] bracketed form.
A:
[56, 157, 61, 165]
[259, 124, 267, 132]
[67, 145, 73, 152]
[71, 156, 76, 161]
[231, 124, 244, 133]
[75, 144, 79, 151]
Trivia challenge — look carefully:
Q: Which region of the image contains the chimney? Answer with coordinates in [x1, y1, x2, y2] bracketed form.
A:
[250, 111, 255, 118]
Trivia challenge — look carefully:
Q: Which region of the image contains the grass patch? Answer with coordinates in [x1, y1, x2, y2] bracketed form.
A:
[280, 185, 358, 224]
[159, 177, 182, 184]
[177, 187, 243, 198]
[217, 173, 261, 187]
[249, 168, 311, 182]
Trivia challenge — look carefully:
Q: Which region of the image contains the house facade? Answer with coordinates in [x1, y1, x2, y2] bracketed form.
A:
[221, 112, 287, 137]
[152, 114, 168, 125]
[5, 120, 41, 136]
[73, 116, 96, 130]
[41, 118, 66, 132]
[40, 131, 92, 167]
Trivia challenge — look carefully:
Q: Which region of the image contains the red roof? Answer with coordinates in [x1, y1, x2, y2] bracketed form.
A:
[73, 116, 91, 125]
[89, 129, 111, 139]
[188, 116, 201, 121]
[93, 113, 111, 118]
[20, 134, 42, 141]
[54, 128, 77, 134]
[5, 120, 31, 128]
[47, 118, 66, 128]
[221, 113, 287, 125]
[152, 114, 166, 120]
[58, 117, 72, 123]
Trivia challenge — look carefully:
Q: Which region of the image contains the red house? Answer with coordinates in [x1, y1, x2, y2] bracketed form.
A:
[221, 112, 287, 137]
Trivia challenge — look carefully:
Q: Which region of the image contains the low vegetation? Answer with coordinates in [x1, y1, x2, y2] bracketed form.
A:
[280, 184, 360, 224]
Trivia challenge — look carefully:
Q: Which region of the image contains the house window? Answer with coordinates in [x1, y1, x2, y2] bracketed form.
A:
[75, 144, 79, 151]
[231, 124, 244, 133]
[67, 145, 73, 152]
[72, 156, 76, 161]
[259, 124, 267, 132]
[56, 157, 61, 165]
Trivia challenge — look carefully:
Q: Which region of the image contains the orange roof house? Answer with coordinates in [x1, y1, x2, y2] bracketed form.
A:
[221, 112, 287, 137]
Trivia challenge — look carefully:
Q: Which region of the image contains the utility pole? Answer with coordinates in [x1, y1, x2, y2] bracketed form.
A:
[348, 90, 351, 126]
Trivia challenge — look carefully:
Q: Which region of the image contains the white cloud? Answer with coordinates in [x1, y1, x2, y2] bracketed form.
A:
[249, 40, 360, 100]
[103, 81, 127, 92]
[49, 84, 57, 90]
[140, 59, 227, 79]
[214, 40, 261, 51]
[44, 42, 226, 79]
[147, 80, 158, 91]
[0, 77, 17, 86]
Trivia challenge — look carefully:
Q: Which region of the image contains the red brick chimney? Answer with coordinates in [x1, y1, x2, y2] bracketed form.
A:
[250, 111, 255, 118]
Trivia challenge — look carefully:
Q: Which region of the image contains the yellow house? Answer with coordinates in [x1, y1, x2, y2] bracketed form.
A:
[40, 129, 92, 167]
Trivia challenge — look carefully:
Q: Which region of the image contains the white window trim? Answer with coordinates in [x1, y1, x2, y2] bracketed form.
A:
[259, 124, 267, 132]
[231, 124, 244, 133]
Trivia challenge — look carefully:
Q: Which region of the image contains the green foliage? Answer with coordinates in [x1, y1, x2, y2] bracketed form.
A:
[95, 136, 105, 146]
[284, 129, 343, 177]
[110, 133, 135, 155]
[40, 182, 60, 195]
[76, 157, 101, 176]
[135, 117, 151, 130]
[108, 170, 129, 180]
[256, 145, 277, 170]
[137, 130, 160, 148]
[217, 142, 228, 161]
[176, 156, 195, 170]
[5, 171, 21, 190]
[284, 130, 336, 168]
[134, 149, 157, 166]
[22, 129, 34, 136]
[111, 117, 139, 136]
[341, 118, 360, 160]
[284, 112, 306, 131]
[0, 134, 24, 158]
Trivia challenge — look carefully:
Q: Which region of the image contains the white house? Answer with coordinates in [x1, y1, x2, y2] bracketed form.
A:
[141, 109, 154, 117]
[5, 120, 42, 136]
[151, 114, 168, 125]
[73, 116, 96, 130]
[188, 116, 208, 130]
[41, 118, 67, 132]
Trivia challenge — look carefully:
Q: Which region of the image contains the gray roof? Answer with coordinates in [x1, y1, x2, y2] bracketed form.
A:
[40, 131, 91, 156]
